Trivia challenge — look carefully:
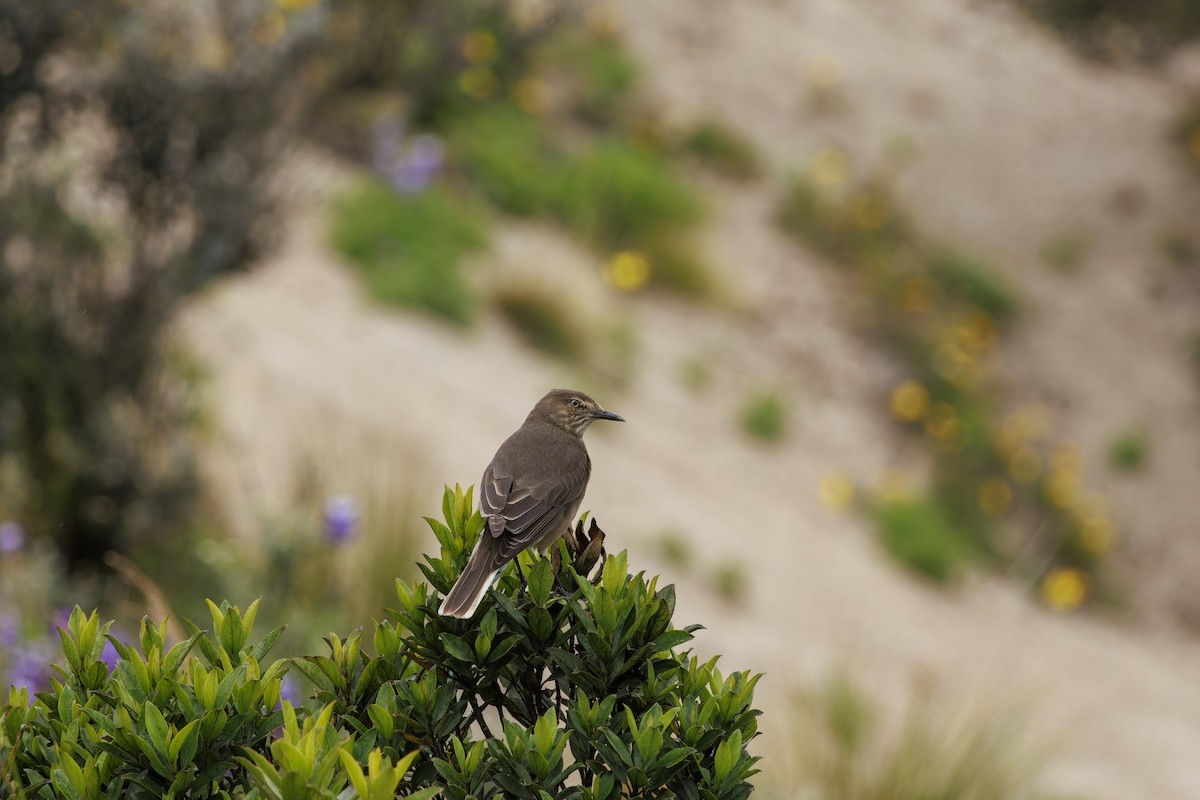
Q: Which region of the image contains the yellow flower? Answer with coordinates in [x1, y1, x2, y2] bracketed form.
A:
[897, 276, 937, 315]
[932, 342, 979, 390]
[810, 148, 850, 189]
[604, 251, 651, 292]
[978, 478, 1012, 517]
[1042, 568, 1088, 611]
[276, 0, 318, 11]
[1008, 447, 1041, 484]
[1079, 515, 1115, 556]
[513, 77, 550, 115]
[459, 67, 498, 100]
[818, 473, 855, 511]
[461, 29, 498, 63]
[889, 380, 929, 422]
[1044, 468, 1080, 508]
[954, 311, 997, 356]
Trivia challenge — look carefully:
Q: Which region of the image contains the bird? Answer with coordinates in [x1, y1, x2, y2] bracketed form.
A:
[438, 389, 624, 618]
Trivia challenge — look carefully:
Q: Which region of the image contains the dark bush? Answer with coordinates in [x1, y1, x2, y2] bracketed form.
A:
[0, 0, 307, 568]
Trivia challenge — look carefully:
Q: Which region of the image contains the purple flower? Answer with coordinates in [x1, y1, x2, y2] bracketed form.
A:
[280, 674, 301, 706]
[7, 644, 49, 699]
[323, 496, 359, 544]
[0, 612, 18, 647]
[0, 521, 25, 554]
[371, 113, 444, 195]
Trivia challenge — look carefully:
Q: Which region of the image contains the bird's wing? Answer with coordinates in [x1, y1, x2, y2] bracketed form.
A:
[480, 466, 512, 537]
[478, 456, 590, 568]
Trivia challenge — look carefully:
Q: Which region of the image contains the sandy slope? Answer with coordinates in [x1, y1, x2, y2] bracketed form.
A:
[179, 0, 1200, 796]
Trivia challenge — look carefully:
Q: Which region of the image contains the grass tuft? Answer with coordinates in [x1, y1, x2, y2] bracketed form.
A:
[680, 120, 762, 181]
[492, 283, 589, 361]
[1108, 431, 1149, 472]
[741, 388, 788, 443]
[786, 672, 1043, 800]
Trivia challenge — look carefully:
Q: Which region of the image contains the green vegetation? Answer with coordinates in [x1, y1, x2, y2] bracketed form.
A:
[741, 389, 788, 443]
[2, 486, 763, 799]
[656, 530, 694, 567]
[680, 120, 762, 181]
[1016, 0, 1200, 60]
[557, 141, 704, 248]
[871, 497, 975, 584]
[330, 182, 487, 325]
[924, 249, 1018, 321]
[1109, 431, 1149, 472]
[787, 672, 1041, 800]
[777, 171, 1109, 603]
[679, 357, 713, 393]
[1041, 231, 1089, 273]
[551, 32, 640, 124]
[777, 178, 913, 265]
[711, 562, 750, 607]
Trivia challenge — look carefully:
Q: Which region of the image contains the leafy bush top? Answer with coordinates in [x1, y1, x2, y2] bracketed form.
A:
[2, 486, 762, 799]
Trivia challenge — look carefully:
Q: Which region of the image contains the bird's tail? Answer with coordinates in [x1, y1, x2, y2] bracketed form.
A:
[439, 545, 501, 619]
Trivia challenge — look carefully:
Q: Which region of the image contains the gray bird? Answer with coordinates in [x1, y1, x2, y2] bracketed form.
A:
[439, 389, 624, 618]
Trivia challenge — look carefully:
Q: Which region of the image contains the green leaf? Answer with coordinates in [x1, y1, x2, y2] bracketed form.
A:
[527, 556, 554, 607]
[251, 625, 287, 662]
[291, 658, 336, 694]
[533, 707, 557, 755]
[650, 629, 694, 654]
[337, 749, 369, 800]
[439, 633, 475, 663]
[367, 704, 394, 741]
[487, 634, 521, 664]
[169, 719, 201, 768]
[141, 702, 170, 759]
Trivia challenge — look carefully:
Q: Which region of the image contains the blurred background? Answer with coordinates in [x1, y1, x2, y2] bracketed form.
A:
[2, 0, 1200, 796]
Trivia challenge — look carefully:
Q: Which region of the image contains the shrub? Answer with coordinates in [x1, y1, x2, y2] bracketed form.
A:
[923, 249, 1018, 322]
[871, 496, 975, 584]
[2, 486, 763, 799]
[1014, 0, 1200, 60]
[450, 105, 552, 217]
[330, 181, 487, 325]
[0, 0, 306, 568]
[741, 389, 788, 443]
[554, 140, 705, 249]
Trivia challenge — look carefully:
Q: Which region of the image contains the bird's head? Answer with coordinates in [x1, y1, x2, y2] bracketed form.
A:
[530, 389, 624, 437]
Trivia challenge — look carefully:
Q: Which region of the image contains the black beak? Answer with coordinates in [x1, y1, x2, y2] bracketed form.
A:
[592, 409, 625, 422]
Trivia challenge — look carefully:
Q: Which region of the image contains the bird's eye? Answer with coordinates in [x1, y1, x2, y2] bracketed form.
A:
[570, 398, 582, 408]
